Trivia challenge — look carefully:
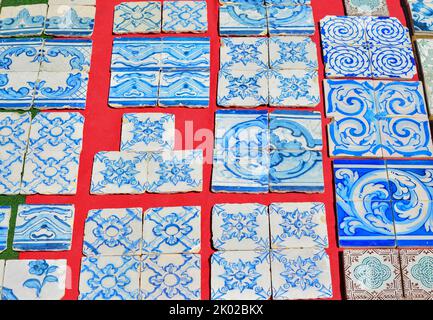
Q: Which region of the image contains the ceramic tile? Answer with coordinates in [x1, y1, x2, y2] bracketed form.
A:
[83, 208, 142, 256]
[219, 4, 267, 36]
[113, 1, 161, 34]
[320, 16, 367, 47]
[40, 39, 93, 72]
[108, 71, 160, 107]
[266, 0, 311, 4]
[161, 37, 210, 70]
[79, 255, 141, 300]
[343, 249, 403, 300]
[409, 0, 433, 35]
[2, 259, 67, 300]
[162, 1, 207, 33]
[423, 74, 433, 117]
[268, 69, 320, 107]
[267, 5, 315, 36]
[220, 37, 269, 70]
[222, 0, 265, 3]
[13, 204, 74, 251]
[146, 150, 203, 193]
[417, 39, 433, 117]
[269, 36, 318, 70]
[0, 38, 44, 72]
[120, 113, 175, 152]
[0, 207, 10, 253]
[158, 70, 210, 107]
[0, 112, 31, 195]
[0, 72, 38, 110]
[0, 260, 4, 299]
[111, 38, 162, 71]
[365, 17, 411, 47]
[211, 250, 271, 300]
[142, 206, 201, 254]
[49, 0, 96, 4]
[370, 46, 417, 80]
[90, 151, 148, 195]
[45, 5, 96, 37]
[269, 203, 328, 249]
[141, 254, 201, 300]
[0, 4, 47, 37]
[212, 203, 269, 250]
[322, 44, 372, 78]
[217, 68, 268, 107]
[400, 249, 433, 300]
[344, 0, 389, 16]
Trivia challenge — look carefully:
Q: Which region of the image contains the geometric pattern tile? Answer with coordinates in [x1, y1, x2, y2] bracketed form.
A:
[400, 249, 433, 300]
[162, 1, 207, 33]
[113, 1, 161, 34]
[344, 0, 389, 16]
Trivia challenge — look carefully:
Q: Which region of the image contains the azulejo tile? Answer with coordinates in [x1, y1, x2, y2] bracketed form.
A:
[408, 0, 433, 35]
[211, 250, 271, 300]
[400, 249, 433, 300]
[113, 1, 161, 34]
[212, 203, 269, 250]
[0, 207, 10, 253]
[0, 38, 44, 72]
[49, 0, 96, 4]
[142, 206, 201, 253]
[322, 44, 372, 78]
[141, 253, 201, 300]
[365, 17, 411, 48]
[220, 37, 269, 70]
[370, 46, 416, 80]
[416, 38, 433, 117]
[320, 15, 367, 47]
[269, 36, 318, 70]
[2, 259, 67, 300]
[45, 5, 96, 37]
[0, 72, 38, 110]
[120, 113, 175, 152]
[0, 4, 47, 37]
[269, 203, 328, 249]
[83, 208, 142, 256]
[265, 0, 311, 4]
[79, 255, 141, 300]
[162, 1, 208, 33]
[161, 37, 210, 70]
[219, 3, 267, 36]
[344, 0, 389, 16]
[343, 249, 403, 300]
[267, 5, 315, 36]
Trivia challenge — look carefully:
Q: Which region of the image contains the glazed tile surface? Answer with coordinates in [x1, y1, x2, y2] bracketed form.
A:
[111, 38, 162, 71]
[0, 4, 47, 37]
[269, 36, 318, 70]
[219, 4, 267, 36]
[162, 1, 208, 33]
[0, 207, 10, 253]
[113, 2, 161, 34]
[220, 37, 269, 70]
[161, 37, 210, 70]
[45, 5, 96, 37]
[0, 38, 44, 72]
[400, 249, 433, 300]
[408, 0, 433, 35]
[267, 5, 315, 35]
[344, 0, 389, 16]
[0, 72, 38, 109]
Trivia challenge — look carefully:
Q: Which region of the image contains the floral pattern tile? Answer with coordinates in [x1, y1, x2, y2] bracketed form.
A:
[219, 4, 267, 36]
[0, 38, 44, 72]
[220, 37, 269, 70]
[0, 207, 10, 253]
[344, 0, 389, 16]
[162, 1, 208, 33]
[400, 249, 433, 300]
[408, 0, 433, 35]
[267, 5, 315, 35]
[45, 5, 96, 37]
[0, 4, 47, 37]
[113, 1, 161, 34]
[269, 36, 318, 70]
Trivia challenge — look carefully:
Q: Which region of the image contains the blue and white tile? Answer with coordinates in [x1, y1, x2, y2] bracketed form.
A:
[0, 207, 10, 253]
[266, 0, 311, 4]
[121, 113, 175, 152]
[113, 1, 161, 34]
[212, 203, 269, 250]
[365, 17, 411, 47]
[370, 46, 417, 80]
[409, 0, 433, 35]
[211, 250, 271, 300]
[271, 249, 333, 299]
[111, 38, 161, 72]
[0, 260, 4, 299]
[0, 38, 43, 71]
[141, 253, 201, 300]
[13, 204, 74, 251]
[162, 1, 207, 33]
[269, 202, 328, 249]
[221, 0, 264, 3]
[45, 5, 96, 37]
[219, 4, 267, 36]
[83, 208, 142, 256]
[41, 39, 93, 72]
[0, 112, 31, 195]
[142, 206, 200, 254]
[320, 15, 367, 47]
[147, 150, 203, 193]
[49, 0, 96, 4]
[0, 72, 37, 110]
[2, 259, 67, 300]
[269, 36, 318, 70]
[217, 68, 268, 107]
[220, 37, 268, 70]
[0, 4, 47, 37]
[159, 70, 210, 107]
[323, 45, 372, 78]
[109, 71, 160, 107]
[79, 255, 141, 300]
[267, 5, 315, 36]
[161, 37, 210, 70]
[268, 69, 320, 107]
[90, 151, 148, 195]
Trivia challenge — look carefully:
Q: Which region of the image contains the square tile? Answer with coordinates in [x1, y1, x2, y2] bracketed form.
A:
[2, 259, 67, 300]
[322, 44, 372, 78]
[271, 249, 333, 299]
[268, 69, 320, 107]
[120, 113, 175, 152]
[41, 39, 93, 72]
[343, 249, 403, 300]
[269, 36, 318, 70]
[269, 202, 328, 249]
[0, 112, 31, 195]
[13, 204, 74, 251]
[370, 46, 417, 80]
[267, 5, 315, 36]
[212, 203, 269, 250]
[79, 256, 141, 300]
[0, 72, 38, 110]
[211, 250, 271, 300]
[141, 253, 201, 300]
[0, 4, 47, 37]
[0, 38, 44, 72]
[400, 249, 433, 300]
[111, 38, 162, 71]
[365, 17, 411, 47]
[409, 0, 433, 35]
[90, 151, 148, 195]
[320, 16, 367, 47]
[142, 206, 201, 253]
[83, 208, 143, 256]
[220, 37, 269, 70]
[344, 0, 389, 16]
[0, 207, 10, 253]
[161, 37, 210, 70]
[219, 4, 267, 36]
[114, 1, 161, 34]
[162, 1, 208, 33]
[45, 5, 96, 37]
[146, 150, 203, 193]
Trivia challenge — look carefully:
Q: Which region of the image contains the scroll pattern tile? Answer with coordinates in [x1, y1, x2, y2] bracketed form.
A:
[408, 0, 433, 35]
[0, 4, 47, 37]
[162, 1, 207, 33]
[45, 5, 96, 37]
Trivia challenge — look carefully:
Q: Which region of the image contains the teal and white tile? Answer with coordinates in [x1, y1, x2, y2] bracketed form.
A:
[400, 249, 433, 300]
[344, 0, 389, 16]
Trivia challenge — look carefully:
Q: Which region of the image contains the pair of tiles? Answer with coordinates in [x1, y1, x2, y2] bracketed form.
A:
[218, 36, 320, 107]
[343, 249, 433, 300]
[212, 109, 324, 193]
[408, 0, 433, 35]
[0, 112, 84, 195]
[109, 37, 210, 107]
[219, 3, 315, 36]
[325, 79, 433, 158]
[344, 0, 389, 16]
[0, 259, 67, 300]
[0, 38, 92, 110]
[0, 3, 96, 37]
[417, 39, 433, 118]
[320, 16, 417, 79]
[114, 1, 207, 34]
[334, 159, 433, 247]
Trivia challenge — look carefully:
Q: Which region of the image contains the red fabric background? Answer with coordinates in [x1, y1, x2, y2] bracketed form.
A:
[20, 0, 410, 300]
